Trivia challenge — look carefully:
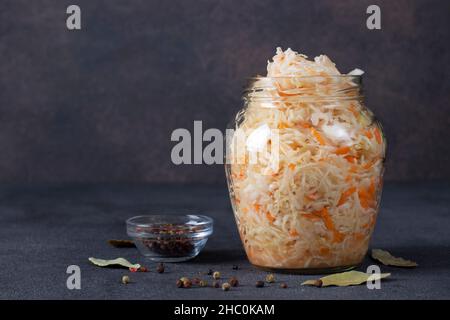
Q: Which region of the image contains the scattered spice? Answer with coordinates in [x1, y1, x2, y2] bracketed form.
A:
[213, 271, 221, 280]
[266, 274, 275, 283]
[199, 280, 208, 287]
[176, 279, 183, 288]
[222, 283, 231, 291]
[256, 280, 265, 288]
[213, 281, 220, 288]
[156, 263, 165, 273]
[108, 239, 136, 248]
[121, 275, 130, 284]
[229, 277, 239, 287]
[280, 283, 288, 288]
[182, 278, 192, 288]
[232, 265, 239, 270]
[207, 269, 213, 275]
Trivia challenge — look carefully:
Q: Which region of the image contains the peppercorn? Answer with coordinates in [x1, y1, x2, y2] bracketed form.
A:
[222, 283, 231, 291]
[176, 279, 184, 288]
[182, 279, 192, 288]
[199, 280, 208, 287]
[213, 271, 221, 280]
[229, 277, 239, 287]
[122, 275, 130, 284]
[266, 274, 275, 283]
[139, 266, 148, 272]
[213, 281, 220, 288]
[280, 283, 288, 288]
[156, 263, 165, 273]
[232, 265, 239, 270]
[207, 269, 213, 275]
[256, 280, 265, 288]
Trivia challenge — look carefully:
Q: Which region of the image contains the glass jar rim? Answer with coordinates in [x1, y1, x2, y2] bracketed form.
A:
[247, 75, 362, 80]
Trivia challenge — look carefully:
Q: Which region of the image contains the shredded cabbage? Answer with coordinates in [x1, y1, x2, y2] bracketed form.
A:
[227, 48, 386, 269]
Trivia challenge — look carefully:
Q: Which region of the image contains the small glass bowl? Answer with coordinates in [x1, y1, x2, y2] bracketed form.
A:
[126, 215, 213, 262]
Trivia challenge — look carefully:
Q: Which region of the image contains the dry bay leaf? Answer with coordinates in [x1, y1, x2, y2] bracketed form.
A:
[301, 270, 391, 287]
[371, 249, 418, 267]
[88, 257, 140, 269]
[108, 239, 136, 248]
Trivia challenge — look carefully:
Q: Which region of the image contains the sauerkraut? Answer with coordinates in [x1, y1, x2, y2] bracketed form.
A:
[226, 48, 386, 271]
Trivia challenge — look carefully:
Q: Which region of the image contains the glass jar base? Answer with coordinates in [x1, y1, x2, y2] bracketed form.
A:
[144, 255, 198, 263]
[253, 263, 360, 275]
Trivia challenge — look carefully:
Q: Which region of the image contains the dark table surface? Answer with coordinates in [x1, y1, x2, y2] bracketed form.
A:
[0, 182, 449, 300]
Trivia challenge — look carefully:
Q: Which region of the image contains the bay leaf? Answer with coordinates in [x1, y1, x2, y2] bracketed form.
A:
[88, 257, 140, 269]
[108, 239, 136, 248]
[301, 270, 391, 287]
[371, 249, 418, 267]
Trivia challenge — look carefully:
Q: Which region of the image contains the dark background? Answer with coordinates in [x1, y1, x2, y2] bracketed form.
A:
[0, 0, 448, 185]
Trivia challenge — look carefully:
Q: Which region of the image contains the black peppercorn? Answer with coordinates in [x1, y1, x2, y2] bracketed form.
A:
[232, 265, 239, 270]
[156, 263, 165, 273]
[229, 277, 239, 287]
[183, 279, 192, 288]
[280, 283, 288, 288]
[222, 283, 231, 291]
[256, 280, 265, 288]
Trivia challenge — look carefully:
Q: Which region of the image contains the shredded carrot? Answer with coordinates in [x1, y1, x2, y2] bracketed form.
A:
[364, 129, 373, 139]
[349, 103, 359, 117]
[345, 175, 352, 182]
[353, 232, 366, 241]
[363, 158, 377, 169]
[266, 212, 276, 223]
[253, 204, 261, 212]
[278, 122, 289, 129]
[320, 208, 335, 230]
[358, 189, 370, 209]
[374, 127, 382, 144]
[288, 163, 296, 170]
[349, 165, 359, 173]
[310, 127, 326, 145]
[319, 247, 330, 255]
[297, 122, 312, 129]
[242, 207, 249, 214]
[302, 213, 321, 220]
[278, 90, 299, 97]
[332, 231, 345, 243]
[334, 146, 350, 155]
[337, 187, 357, 206]
[289, 229, 299, 237]
[319, 208, 345, 243]
[368, 180, 376, 197]
[345, 155, 357, 163]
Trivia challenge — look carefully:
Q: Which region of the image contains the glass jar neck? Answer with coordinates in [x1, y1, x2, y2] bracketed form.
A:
[243, 76, 363, 104]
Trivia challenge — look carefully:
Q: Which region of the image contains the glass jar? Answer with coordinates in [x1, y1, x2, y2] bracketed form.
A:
[225, 75, 386, 274]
